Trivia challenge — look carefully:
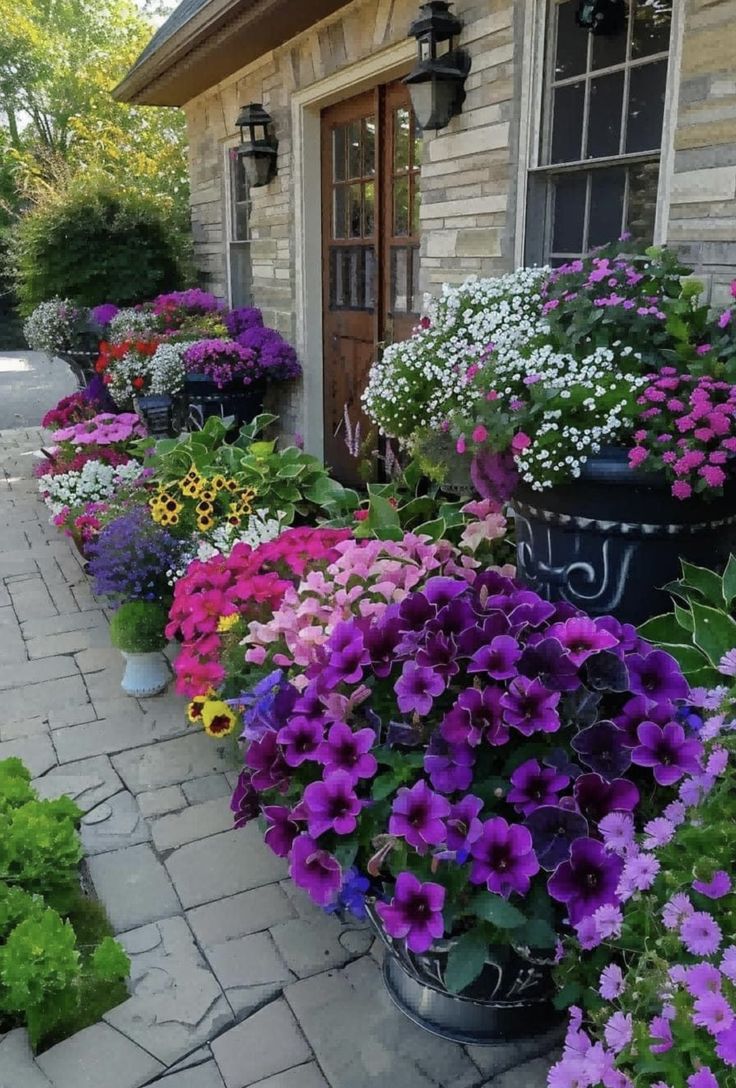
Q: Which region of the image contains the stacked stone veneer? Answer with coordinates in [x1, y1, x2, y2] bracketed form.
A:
[667, 0, 736, 304]
[184, 0, 736, 438]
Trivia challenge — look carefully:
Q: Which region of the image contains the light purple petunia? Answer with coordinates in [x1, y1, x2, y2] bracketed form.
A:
[548, 837, 624, 925]
[693, 870, 732, 900]
[604, 1011, 632, 1054]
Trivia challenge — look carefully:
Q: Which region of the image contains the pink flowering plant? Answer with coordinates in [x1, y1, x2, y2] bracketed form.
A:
[548, 703, 736, 1088]
[37, 413, 148, 480]
[229, 560, 700, 989]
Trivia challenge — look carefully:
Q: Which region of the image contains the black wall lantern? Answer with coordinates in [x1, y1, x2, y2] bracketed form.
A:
[236, 102, 278, 188]
[404, 1, 471, 132]
[576, 0, 626, 35]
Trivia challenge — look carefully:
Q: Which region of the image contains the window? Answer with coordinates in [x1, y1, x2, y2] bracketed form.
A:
[525, 0, 673, 265]
[228, 148, 252, 306]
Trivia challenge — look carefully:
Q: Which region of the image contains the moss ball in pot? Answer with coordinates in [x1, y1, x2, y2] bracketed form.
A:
[110, 601, 170, 698]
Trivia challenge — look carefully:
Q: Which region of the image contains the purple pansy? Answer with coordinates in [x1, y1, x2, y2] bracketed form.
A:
[631, 720, 703, 786]
[376, 871, 446, 953]
[289, 833, 342, 906]
[389, 779, 450, 851]
[302, 771, 364, 837]
[548, 837, 624, 924]
[469, 817, 540, 897]
[507, 759, 569, 816]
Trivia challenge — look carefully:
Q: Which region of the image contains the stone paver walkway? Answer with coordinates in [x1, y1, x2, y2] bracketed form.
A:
[0, 426, 559, 1088]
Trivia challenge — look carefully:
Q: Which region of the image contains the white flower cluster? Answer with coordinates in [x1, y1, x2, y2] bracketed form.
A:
[494, 342, 648, 490]
[108, 341, 194, 407]
[107, 308, 158, 344]
[363, 268, 548, 442]
[24, 298, 88, 354]
[38, 459, 143, 517]
[165, 510, 287, 585]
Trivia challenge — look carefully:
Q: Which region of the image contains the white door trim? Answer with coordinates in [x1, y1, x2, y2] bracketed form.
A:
[291, 39, 416, 459]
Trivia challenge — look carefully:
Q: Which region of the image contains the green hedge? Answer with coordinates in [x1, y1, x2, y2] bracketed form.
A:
[11, 176, 190, 313]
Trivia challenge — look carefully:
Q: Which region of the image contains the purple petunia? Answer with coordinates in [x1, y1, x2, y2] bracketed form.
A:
[526, 805, 589, 871]
[424, 738, 476, 794]
[441, 686, 507, 747]
[317, 722, 377, 783]
[395, 662, 445, 716]
[627, 650, 689, 704]
[302, 771, 363, 837]
[289, 833, 342, 906]
[444, 794, 484, 855]
[548, 837, 624, 925]
[469, 817, 540, 897]
[631, 720, 703, 786]
[574, 774, 639, 826]
[507, 759, 569, 816]
[546, 616, 619, 666]
[571, 721, 632, 780]
[389, 779, 450, 851]
[649, 1015, 673, 1054]
[469, 635, 521, 680]
[501, 675, 561, 736]
[262, 805, 300, 856]
[376, 871, 445, 953]
[277, 716, 324, 767]
[230, 769, 260, 828]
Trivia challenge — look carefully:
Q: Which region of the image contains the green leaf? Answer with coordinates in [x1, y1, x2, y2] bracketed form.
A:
[554, 981, 583, 1011]
[371, 773, 401, 801]
[690, 601, 736, 668]
[724, 554, 736, 607]
[514, 918, 558, 950]
[680, 560, 725, 608]
[687, 665, 724, 689]
[674, 603, 694, 633]
[637, 613, 678, 645]
[470, 892, 526, 930]
[444, 928, 489, 994]
[334, 840, 359, 869]
[91, 937, 130, 983]
[414, 517, 446, 542]
[654, 642, 708, 674]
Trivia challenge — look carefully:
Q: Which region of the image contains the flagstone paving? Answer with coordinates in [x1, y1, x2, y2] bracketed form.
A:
[0, 423, 560, 1088]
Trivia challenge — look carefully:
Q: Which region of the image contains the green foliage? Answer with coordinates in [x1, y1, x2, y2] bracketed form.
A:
[142, 414, 359, 528]
[12, 176, 188, 311]
[109, 600, 168, 653]
[0, 758, 129, 1050]
[638, 557, 736, 685]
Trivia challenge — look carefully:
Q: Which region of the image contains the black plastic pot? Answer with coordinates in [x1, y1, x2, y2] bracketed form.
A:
[510, 446, 736, 624]
[367, 902, 560, 1045]
[185, 373, 265, 429]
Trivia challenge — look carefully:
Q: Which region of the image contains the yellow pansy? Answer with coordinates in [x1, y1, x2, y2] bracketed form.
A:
[186, 694, 208, 724]
[199, 488, 216, 502]
[196, 501, 214, 514]
[197, 515, 215, 532]
[225, 478, 240, 493]
[201, 700, 237, 738]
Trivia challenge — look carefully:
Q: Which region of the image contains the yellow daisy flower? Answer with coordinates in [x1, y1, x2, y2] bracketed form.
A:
[201, 700, 237, 738]
[217, 613, 240, 633]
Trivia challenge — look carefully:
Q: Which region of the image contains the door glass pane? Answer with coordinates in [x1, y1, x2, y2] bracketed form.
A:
[348, 120, 362, 179]
[626, 161, 659, 246]
[394, 108, 411, 172]
[234, 155, 248, 203]
[589, 167, 626, 247]
[348, 183, 362, 238]
[552, 173, 587, 254]
[364, 181, 375, 237]
[626, 60, 667, 152]
[365, 247, 377, 310]
[235, 203, 250, 242]
[394, 176, 410, 236]
[412, 184, 421, 236]
[554, 0, 588, 79]
[333, 187, 346, 239]
[363, 118, 376, 175]
[587, 71, 624, 158]
[414, 124, 423, 166]
[551, 82, 585, 163]
[392, 248, 409, 312]
[411, 247, 421, 314]
[632, 0, 672, 58]
[333, 126, 346, 182]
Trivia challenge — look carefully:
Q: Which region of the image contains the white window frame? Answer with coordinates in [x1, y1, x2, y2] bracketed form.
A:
[223, 138, 253, 307]
[515, 0, 684, 267]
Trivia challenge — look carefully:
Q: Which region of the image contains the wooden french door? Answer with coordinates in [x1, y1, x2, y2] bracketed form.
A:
[321, 80, 422, 483]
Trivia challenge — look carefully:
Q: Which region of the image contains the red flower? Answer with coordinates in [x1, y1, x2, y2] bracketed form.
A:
[132, 377, 145, 390]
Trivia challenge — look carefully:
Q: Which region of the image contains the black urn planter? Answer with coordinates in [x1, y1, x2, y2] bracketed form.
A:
[511, 446, 736, 625]
[366, 902, 561, 1044]
[185, 373, 265, 430]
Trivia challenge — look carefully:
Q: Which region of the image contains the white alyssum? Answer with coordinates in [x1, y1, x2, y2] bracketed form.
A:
[107, 308, 159, 344]
[363, 268, 548, 442]
[108, 340, 194, 407]
[24, 298, 88, 354]
[38, 459, 144, 517]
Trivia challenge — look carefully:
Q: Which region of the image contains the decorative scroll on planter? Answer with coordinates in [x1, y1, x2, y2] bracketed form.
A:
[366, 902, 559, 1045]
[511, 447, 736, 625]
[185, 374, 265, 430]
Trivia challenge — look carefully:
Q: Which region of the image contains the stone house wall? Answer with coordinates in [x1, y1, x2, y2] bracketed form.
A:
[183, 0, 736, 439]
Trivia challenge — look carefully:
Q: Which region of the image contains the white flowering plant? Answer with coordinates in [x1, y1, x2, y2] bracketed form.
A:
[37, 459, 145, 517]
[107, 308, 160, 344]
[23, 299, 91, 355]
[105, 341, 194, 407]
